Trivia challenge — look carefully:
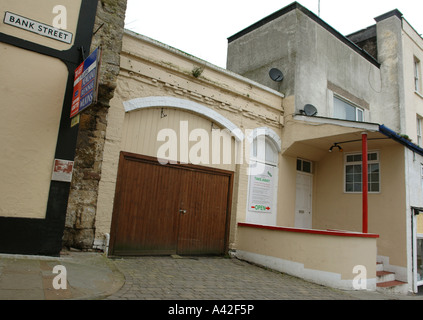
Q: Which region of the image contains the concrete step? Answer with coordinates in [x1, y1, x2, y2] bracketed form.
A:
[376, 270, 396, 283]
[376, 262, 408, 294]
[376, 280, 408, 294]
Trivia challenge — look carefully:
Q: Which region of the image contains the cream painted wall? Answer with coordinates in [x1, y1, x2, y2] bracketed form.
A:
[237, 226, 377, 290]
[94, 32, 284, 248]
[314, 143, 407, 268]
[0, 43, 68, 218]
[121, 107, 236, 172]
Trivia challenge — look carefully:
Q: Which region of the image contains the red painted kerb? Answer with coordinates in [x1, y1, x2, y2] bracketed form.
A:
[238, 223, 379, 239]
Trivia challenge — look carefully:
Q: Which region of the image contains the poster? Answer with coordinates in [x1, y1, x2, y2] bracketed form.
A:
[70, 47, 101, 118]
[248, 164, 275, 214]
[52, 159, 74, 182]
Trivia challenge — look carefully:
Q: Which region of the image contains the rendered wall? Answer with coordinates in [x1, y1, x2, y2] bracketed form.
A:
[314, 143, 408, 279]
[0, 44, 67, 219]
[93, 31, 284, 250]
[236, 224, 378, 291]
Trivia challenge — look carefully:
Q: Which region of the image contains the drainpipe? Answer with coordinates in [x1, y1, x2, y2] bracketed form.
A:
[362, 132, 368, 233]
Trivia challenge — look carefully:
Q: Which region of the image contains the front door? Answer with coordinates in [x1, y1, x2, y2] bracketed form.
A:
[109, 152, 233, 256]
[295, 172, 313, 229]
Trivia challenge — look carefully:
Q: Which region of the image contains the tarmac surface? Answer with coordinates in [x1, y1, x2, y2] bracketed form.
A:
[0, 249, 422, 301]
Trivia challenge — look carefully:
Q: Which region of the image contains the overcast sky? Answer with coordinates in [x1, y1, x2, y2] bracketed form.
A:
[124, 1, 423, 68]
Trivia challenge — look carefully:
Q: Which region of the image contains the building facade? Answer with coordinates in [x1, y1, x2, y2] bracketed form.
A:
[0, 0, 99, 255]
[227, 2, 423, 293]
[2, 1, 422, 295]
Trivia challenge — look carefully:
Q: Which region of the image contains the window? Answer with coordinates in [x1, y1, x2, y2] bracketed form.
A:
[345, 152, 380, 193]
[334, 96, 363, 122]
[297, 158, 312, 173]
[415, 57, 421, 93]
[418, 116, 423, 147]
[251, 135, 278, 167]
[247, 132, 280, 227]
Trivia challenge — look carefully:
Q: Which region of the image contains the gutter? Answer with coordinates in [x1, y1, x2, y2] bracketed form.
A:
[378, 125, 423, 157]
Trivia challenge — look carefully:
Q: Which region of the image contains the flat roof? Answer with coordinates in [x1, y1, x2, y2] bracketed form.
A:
[228, 1, 380, 67]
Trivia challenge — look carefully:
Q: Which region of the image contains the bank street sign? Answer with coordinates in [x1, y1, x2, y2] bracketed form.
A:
[70, 47, 101, 118]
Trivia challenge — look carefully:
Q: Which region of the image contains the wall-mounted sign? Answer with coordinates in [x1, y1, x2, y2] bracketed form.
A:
[52, 159, 74, 183]
[248, 165, 275, 214]
[3, 12, 73, 44]
[70, 47, 101, 118]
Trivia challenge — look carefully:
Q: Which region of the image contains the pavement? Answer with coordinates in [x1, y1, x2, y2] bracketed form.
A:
[0, 249, 422, 301]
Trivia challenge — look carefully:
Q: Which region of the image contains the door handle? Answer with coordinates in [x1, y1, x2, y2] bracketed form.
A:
[179, 209, 187, 214]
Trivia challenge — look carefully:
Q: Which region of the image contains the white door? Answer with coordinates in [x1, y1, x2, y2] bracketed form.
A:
[295, 172, 313, 229]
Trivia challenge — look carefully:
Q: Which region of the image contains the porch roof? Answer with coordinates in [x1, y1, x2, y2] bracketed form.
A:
[283, 115, 409, 161]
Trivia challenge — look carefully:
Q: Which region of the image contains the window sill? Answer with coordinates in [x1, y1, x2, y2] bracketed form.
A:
[415, 91, 423, 100]
[344, 191, 381, 194]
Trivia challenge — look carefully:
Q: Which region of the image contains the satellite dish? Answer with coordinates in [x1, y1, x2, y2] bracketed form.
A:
[269, 68, 284, 82]
[303, 104, 318, 116]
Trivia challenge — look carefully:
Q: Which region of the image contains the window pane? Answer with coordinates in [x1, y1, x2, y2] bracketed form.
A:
[297, 159, 302, 171]
[354, 173, 361, 182]
[265, 139, 278, 164]
[370, 183, 380, 192]
[302, 161, 311, 173]
[354, 183, 362, 192]
[357, 109, 363, 122]
[353, 165, 362, 174]
[334, 97, 357, 121]
[370, 173, 379, 183]
[353, 155, 362, 162]
[368, 153, 377, 161]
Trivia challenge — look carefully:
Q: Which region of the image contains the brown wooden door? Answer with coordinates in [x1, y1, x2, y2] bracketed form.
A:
[109, 152, 233, 256]
[177, 169, 231, 255]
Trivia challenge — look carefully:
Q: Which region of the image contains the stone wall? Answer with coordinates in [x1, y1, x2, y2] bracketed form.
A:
[63, 0, 127, 249]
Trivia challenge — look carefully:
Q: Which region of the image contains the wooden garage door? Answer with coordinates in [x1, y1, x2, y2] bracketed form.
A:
[109, 152, 233, 256]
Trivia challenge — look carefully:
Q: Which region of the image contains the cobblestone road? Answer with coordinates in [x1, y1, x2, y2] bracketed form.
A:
[106, 256, 392, 300]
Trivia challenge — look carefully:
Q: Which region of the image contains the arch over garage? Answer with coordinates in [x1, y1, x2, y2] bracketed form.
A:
[123, 96, 244, 142]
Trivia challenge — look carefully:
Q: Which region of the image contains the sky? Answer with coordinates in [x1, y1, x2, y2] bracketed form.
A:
[124, 1, 423, 68]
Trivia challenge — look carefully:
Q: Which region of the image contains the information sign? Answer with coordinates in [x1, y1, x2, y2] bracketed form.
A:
[70, 47, 101, 118]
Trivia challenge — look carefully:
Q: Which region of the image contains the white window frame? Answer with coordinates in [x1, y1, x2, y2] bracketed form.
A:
[333, 95, 364, 122]
[417, 116, 423, 147]
[246, 132, 280, 227]
[415, 57, 421, 93]
[297, 158, 313, 174]
[344, 151, 380, 194]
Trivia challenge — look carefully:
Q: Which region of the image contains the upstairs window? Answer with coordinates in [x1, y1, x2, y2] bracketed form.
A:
[334, 96, 363, 122]
[415, 57, 421, 93]
[417, 116, 423, 147]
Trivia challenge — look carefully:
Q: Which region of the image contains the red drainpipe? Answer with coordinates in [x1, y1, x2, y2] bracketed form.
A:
[362, 132, 368, 233]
